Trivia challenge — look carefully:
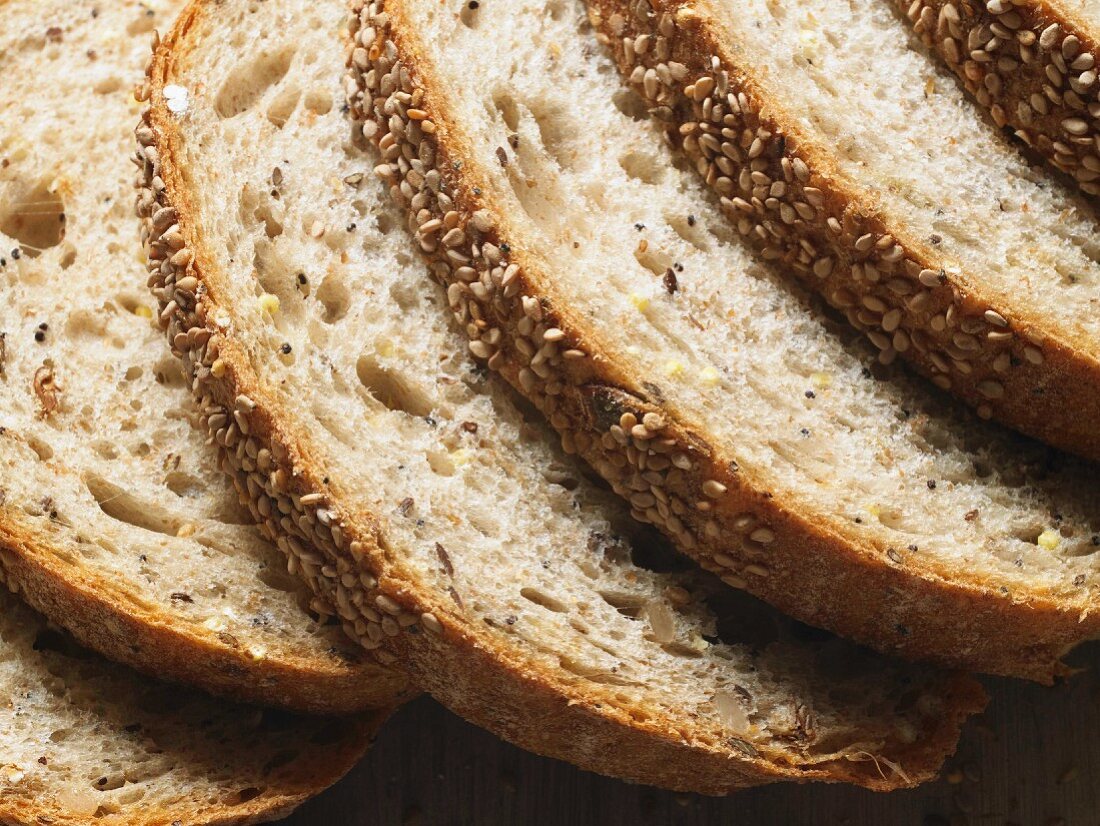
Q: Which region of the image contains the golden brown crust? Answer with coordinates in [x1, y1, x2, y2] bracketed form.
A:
[0, 517, 406, 715]
[136, 0, 983, 793]
[2, 708, 390, 826]
[343, 0, 1096, 681]
[585, 0, 1100, 464]
[897, 0, 1099, 198]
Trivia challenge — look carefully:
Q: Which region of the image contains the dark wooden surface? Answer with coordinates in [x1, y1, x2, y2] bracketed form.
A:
[283, 646, 1100, 826]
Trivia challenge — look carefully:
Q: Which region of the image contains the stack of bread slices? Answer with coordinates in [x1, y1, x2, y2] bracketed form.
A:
[0, 0, 1097, 819]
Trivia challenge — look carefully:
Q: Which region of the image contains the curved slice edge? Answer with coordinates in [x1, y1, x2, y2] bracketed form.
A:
[586, 0, 1100, 463]
[0, 586, 391, 826]
[896, 0, 1100, 199]
[0, 513, 408, 715]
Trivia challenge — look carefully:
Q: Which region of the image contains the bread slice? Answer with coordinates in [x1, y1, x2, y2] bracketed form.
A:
[581, 0, 1100, 461]
[0, 0, 406, 712]
[138, 0, 982, 793]
[341, 0, 1100, 680]
[0, 586, 383, 825]
[896, 0, 1099, 196]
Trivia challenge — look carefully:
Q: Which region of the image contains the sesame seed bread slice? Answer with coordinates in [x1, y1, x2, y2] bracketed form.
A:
[0, 587, 384, 825]
[895, 0, 1099, 195]
[138, 0, 982, 793]
[584, 0, 1100, 461]
[0, 0, 406, 713]
[345, 0, 1100, 679]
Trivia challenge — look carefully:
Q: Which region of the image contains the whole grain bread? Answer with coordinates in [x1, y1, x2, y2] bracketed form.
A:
[895, 0, 1099, 196]
[137, 0, 982, 794]
[0, 587, 384, 826]
[342, 0, 1100, 680]
[0, 0, 406, 713]
[584, 0, 1100, 461]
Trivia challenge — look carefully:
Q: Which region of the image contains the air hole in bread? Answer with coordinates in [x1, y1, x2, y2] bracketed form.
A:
[311, 401, 360, 449]
[426, 450, 456, 476]
[303, 88, 332, 116]
[459, 0, 483, 28]
[256, 566, 304, 594]
[266, 85, 301, 128]
[375, 209, 397, 235]
[665, 211, 710, 253]
[387, 279, 421, 312]
[527, 100, 577, 170]
[355, 354, 433, 417]
[64, 308, 109, 341]
[84, 474, 179, 536]
[254, 203, 284, 239]
[634, 243, 673, 277]
[619, 151, 663, 185]
[215, 46, 295, 119]
[315, 274, 351, 322]
[125, 10, 157, 36]
[598, 590, 646, 620]
[0, 178, 65, 258]
[25, 435, 54, 462]
[557, 654, 634, 685]
[491, 89, 520, 132]
[504, 153, 556, 225]
[610, 87, 649, 121]
[93, 76, 124, 95]
[153, 356, 189, 388]
[520, 587, 568, 613]
[90, 441, 119, 461]
[231, 787, 264, 805]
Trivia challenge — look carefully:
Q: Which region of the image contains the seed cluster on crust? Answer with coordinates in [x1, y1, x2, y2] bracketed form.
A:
[345, 1, 805, 601]
[133, 36, 436, 668]
[586, 0, 1051, 425]
[902, 0, 1100, 195]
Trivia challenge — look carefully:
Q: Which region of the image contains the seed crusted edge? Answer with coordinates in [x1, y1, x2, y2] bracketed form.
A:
[901, 0, 1100, 195]
[587, 0, 1100, 461]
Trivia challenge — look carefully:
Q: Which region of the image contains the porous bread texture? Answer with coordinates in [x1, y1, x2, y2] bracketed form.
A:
[589, 0, 1100, 461]
[139, 0, 982, 793]
[1064, 0, 1100, 32]
[898, 0, 1099, 196]
[0, 588, 381, 826]
[0, 0, 404, 712]
[349, 0, 1100, 679]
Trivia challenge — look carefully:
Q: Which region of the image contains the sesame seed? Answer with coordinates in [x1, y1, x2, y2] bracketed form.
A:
[977, 380, 1005, 399]
[702, 479, 726, 498]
